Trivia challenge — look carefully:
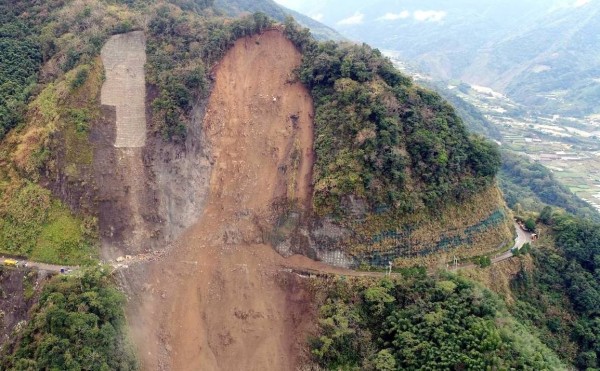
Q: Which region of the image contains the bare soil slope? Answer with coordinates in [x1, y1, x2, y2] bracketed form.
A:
[129, 30, 320, 370]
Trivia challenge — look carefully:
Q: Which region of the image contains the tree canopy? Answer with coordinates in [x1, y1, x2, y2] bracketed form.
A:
[510, 210, 600, 369]
[0, 1, 42, 138]
[311, 273, 564, 370]
[284, 19, 501, 218]
[1, 268, 137, 370]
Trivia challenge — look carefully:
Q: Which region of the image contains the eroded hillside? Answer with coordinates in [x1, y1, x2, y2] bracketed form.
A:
[96, 29, 213, 259]
[3, 1, 600, 370]
[127, 30, 319, 370]
[0, 1, 518, 368]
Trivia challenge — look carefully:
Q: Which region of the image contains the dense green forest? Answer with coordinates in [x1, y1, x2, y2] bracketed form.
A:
[510, 209, 600, 369]
[499, 150, 600, 221]
[0, 1, 42, 138]
[1, 268, 137, 370]
[310, 272, 564, 370]
[284, 19, 501, 218]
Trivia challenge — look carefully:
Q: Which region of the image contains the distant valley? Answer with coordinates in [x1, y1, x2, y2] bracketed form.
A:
[384, 52, 600, 214]
[276, 0, 600, 215]
[277, 0, 600, 116]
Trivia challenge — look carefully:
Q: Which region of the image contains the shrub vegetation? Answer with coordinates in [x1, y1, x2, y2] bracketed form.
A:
[284, 19, 500, 219]
[311, 273, 564, 370]
[511, 210, 600, 369]
[1, 268, 137, 370]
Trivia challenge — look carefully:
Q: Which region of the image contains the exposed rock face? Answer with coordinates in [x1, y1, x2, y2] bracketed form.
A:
[145, 103, 212, 247]
[97, 31, 211, 258]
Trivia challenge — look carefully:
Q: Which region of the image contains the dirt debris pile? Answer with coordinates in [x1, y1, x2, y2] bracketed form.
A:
[127, 30, 319, 370]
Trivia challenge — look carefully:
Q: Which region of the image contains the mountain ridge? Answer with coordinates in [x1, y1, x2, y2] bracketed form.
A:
[287, 0, 600, 116]
[0, 1, 526, 369]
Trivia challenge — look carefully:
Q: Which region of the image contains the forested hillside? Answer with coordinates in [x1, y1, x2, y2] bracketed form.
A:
[1, 0, 595, 369]
[278, 20, 512, 266]
[293, 36, 500, 215]
[424, 81, 503, 141]
[499, 151, 600, 222]
[509, 209, 600, 369]
[1, 268, 137, 370]
[0, 1, 42, 138]
[309, 272, 564, 369]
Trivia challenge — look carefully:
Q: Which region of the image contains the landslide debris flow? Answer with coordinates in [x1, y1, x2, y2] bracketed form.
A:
[127, 30, 319, 370]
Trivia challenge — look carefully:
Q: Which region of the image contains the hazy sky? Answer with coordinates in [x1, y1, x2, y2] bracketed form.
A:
[273, 0, 304, 9]
[274, 0, 593, 9]
[274, 0, 594, 26]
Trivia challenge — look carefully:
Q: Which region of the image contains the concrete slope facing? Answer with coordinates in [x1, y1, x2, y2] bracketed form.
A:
[128, 30, 318, 370]
[97, 31, 150, 258]
[101, 30, 147, 148]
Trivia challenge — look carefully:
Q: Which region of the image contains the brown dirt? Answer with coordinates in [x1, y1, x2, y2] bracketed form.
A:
[128, 30, 324, 370]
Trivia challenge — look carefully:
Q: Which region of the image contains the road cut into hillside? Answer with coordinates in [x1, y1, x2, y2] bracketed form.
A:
[128, 30, 322, 370]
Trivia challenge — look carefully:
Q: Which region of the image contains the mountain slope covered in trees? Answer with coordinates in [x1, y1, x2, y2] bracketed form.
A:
[277, 21, 513, 267]
[0, 1, 43, 138]
[310, 272, 565, 370]
[0, 0, 596, 370]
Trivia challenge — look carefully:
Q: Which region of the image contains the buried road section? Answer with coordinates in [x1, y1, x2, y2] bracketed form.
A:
[127, 30, 319, 370]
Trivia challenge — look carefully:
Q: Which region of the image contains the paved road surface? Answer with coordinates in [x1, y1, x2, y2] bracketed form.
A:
[0, 256, 75, 273]
[4, 223, 533, 277]
[493, 223, 532, 263]
[447, 222, 533, 271]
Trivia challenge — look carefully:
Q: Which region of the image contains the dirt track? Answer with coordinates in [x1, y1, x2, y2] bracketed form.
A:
[129, 30, 321, 370]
